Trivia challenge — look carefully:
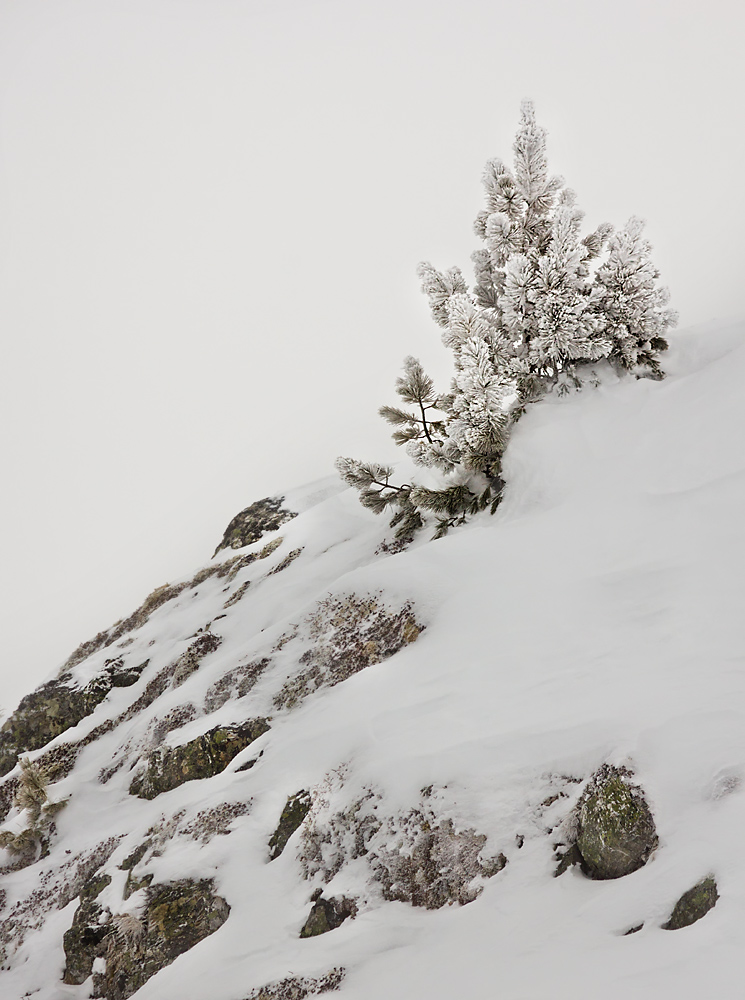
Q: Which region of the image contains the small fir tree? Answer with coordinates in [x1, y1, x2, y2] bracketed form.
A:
[337, 102, 676, 540]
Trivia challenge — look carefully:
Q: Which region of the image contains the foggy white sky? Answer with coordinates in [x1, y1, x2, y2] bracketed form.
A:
[1, 0, 743, 713]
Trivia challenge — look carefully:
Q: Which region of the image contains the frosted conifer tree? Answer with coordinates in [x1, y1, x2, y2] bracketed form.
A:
[338, 102, 676, 540]
[592, 217, 676, 378]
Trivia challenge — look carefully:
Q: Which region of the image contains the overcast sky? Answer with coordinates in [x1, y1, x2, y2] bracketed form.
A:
[1, 0, 743, 713]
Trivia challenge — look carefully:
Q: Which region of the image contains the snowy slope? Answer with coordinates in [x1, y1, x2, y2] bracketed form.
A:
[1, 321, 745, 1000]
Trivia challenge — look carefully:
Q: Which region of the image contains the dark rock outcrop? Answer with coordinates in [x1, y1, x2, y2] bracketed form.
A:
[214, 496, 297, 556]
[300, 892, 357, 937]
[574, 765, 658, 880]
[129, 719, 270, 799]
[662, 876, 719, 930]
[269, 791, 312, 860]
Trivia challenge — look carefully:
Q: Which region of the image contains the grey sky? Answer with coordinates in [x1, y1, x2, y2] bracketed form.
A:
[1, 0, 743, 712]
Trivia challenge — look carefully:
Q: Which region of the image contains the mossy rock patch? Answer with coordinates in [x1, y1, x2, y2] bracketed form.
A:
[663, 876, 719, 930]
[576, 765, 658, 879]
[269, 790, 311, 860]
[88, 878, 230, 1000]
[214, 496, 297, 556]
[129, 718, 270, 799]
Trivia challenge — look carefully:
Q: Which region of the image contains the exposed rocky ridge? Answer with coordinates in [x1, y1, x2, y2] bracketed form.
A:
[0, 492, 434, 995]
[61, 536, 285, 675]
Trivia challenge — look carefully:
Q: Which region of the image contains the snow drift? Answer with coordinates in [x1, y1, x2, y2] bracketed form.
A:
[0, 321, 744, 1000]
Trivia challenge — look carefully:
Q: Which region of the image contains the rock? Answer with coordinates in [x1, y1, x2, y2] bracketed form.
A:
[575, 765, 658, 879]
[0, 658, 150, 780]
[129, 718, 270, 799]
[90, 879, 230, 999]
[300, 894, 357, 937]
[83, 658, 147, 710]
[269, 791, 312, 860]
[213, 496, 297, 556]
[62, 873, 113, 985]
[662, 876, 719, 930]
[0, 677, 89, 778]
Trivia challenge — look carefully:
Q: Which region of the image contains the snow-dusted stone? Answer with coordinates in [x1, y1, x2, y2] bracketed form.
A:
[575, 766, 658, 880]
[300, 787, 507, 910]
[273, 595, 423, 711]
[213, 495, 297, 555]
[129, 718, 270, 799]
[662, 876, 719, 930]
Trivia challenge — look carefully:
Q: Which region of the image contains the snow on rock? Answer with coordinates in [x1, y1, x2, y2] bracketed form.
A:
[0, 322, 744, 998]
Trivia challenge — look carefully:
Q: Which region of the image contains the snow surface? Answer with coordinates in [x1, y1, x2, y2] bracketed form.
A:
[2, 320, 745, 999]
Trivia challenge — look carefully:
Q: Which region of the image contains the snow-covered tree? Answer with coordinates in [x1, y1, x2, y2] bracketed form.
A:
[338, 102, 676, 539]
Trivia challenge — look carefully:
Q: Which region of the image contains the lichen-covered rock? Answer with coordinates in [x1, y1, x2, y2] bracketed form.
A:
[0, 677, 89, 778]
[243, 969, 345, 999]
[274, 594, 423, 710]
[90, 879, 230, 1000]
[214, 496, 297, 555]
[575, 765, 658, 879]
[129, 719, 270, 799]
[269, 790, 312, 860]
[0, 656, 151, 780]
[662, 876, 719, 930]
[300, 893, 357, 937]
[62, 873, 113, 984]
